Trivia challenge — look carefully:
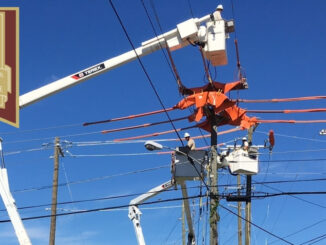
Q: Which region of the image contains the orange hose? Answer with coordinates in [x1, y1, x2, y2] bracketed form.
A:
[238, 96, 326, 103]
[247, 108, 326, 113]
[114, 127, 241, 142]
[84, 107, 175, 126]
[258, 119, 326, 124]
[101, 116, 187, 134]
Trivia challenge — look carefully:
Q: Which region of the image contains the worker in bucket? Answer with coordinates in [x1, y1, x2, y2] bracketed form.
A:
[184, 132, 196, 150]
[241, 137, 249, 151]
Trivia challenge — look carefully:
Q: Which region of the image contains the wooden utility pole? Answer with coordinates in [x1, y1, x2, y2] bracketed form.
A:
[209, 112, 219, 245]
[245, 175, 252, 245]
[49, 137, 60, 245]
[237, 175, 243, 245]
[245, 126, 255, 245]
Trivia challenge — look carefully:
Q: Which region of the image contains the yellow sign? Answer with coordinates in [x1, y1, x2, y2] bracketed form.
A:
[0, 8, 19, 127]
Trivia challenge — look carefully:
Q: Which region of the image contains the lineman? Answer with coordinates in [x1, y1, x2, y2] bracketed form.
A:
[184, 132, 196, 150]
[241, 137, 249, 151]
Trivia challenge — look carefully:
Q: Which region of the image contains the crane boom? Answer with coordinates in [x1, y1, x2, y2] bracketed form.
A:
[128, 180, 173, 245]
[19, 8, 231, 108]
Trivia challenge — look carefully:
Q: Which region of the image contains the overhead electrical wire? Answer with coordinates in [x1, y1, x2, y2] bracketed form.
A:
[12, 164, 171, 193]
[253, 179, 326, 209]
[11, 164, 326, 195]
[108, 0, 184, 145]
[218, 204, 294, 245]
[269, 218, 326, 244]
[0, 191, 320, 245]
[256, 130, 326, 144]
[142, 0, 210, 147]
[7, 183, 326, 214]
[298, 233, 326, 245]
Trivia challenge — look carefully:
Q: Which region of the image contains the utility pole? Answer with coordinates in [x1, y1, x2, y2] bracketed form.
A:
[245, 176, 252, 245]
[49, 137, 62, 245]
[245, 126, 255, 245]
[237, 175, 243, 245]
[209, 108, 219, 245]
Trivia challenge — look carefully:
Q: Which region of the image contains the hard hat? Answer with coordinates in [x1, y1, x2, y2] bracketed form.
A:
[184, 132, 190, 138]
[216, 4, 223, 11]
[242, 137, 247, 141]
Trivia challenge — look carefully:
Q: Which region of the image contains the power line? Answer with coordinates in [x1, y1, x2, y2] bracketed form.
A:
[256, 130, 326, 144]
[13, 164, 171, 193]
[219, 204, 294, 245]
[0, 194, 298, 245]
[269, 218, 326, 244]
[298, 233, 326, 245]
[143, 0, 210, 147]
[4, 189, 326, 215]
[108, 0, 184, 145]
[255, 180, 326, 209]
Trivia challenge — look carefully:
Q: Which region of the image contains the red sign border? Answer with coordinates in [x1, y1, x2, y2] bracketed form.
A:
[0, 7, 19, 128]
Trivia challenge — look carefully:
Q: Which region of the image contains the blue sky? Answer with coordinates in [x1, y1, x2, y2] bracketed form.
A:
[0, 0, 325, 244]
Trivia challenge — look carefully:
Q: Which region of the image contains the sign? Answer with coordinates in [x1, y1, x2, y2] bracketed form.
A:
[0, 8, 19, 127]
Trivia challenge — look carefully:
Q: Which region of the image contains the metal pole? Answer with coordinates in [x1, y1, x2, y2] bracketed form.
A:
[180, 181, 195, 245]
[237, 175, 243, 245]
[182, 202, 186, 245]
[210, 120, 219, 245]
[49, 137, 60, 245]
[245, 175, 252, 245]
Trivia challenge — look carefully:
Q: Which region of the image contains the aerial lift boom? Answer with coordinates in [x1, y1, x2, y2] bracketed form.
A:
[0, 139, 31, 245]
[128, 180, 196, 245]
[19, 5, 232, 108]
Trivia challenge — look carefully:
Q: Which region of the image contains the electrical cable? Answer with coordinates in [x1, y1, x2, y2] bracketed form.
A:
[254, 180, 326, 209]
[187, 0, 195, 18]
[256, 130, 326, 143]
[0, 192, 305, 245]
[108, 0, 184, 145]
[269, 218, 326, 244]
[162, 216, 180, 245]
[144, 0, 210, 148]
[4, 190, 325, 217]
[298, 233, 326, 245]
[219, 203, 294, 245]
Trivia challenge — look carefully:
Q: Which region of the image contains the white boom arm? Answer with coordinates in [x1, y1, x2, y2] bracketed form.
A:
[20, 7, 230, 108]
[128, 180, 173, 245]
[0, 140, 31, 245]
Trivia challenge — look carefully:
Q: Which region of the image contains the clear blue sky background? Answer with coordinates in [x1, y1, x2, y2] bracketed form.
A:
[0, 0, 325, 244]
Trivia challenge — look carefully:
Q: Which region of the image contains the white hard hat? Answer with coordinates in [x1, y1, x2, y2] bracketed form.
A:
[242, 137, 247, 141]
[184, 132, 190, 138]
[216, 4, 223, 11]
